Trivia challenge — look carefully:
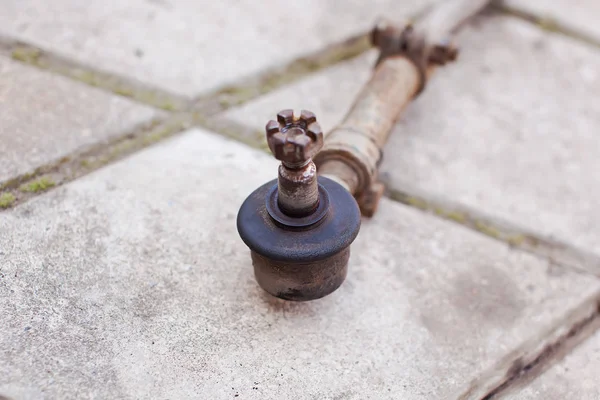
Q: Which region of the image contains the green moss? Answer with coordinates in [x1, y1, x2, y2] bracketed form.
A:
[114, 87, 134, 98]
[215, 86, 256, 109]
[434, 207, 467, 224]
[0, 192, 16, 209]
[142, 125, 178, 146]
[134, 90, 181, 111]
[72, 68, 183, 110]
[19, 177, 56, 193]
[12, 46, 41, 64]
[75, 70, 100, 87]
[1, 172, 34, 191]
[218, 86, 255, 98]
[209, 34, 370, 111]
[507, 234, 526, 247]
[404, 196, 428, 210]
[160, 102, 177, 111]
[474, 220, 503, 240]
[537, 17, 559, 32]
[108, 140, 135, 159]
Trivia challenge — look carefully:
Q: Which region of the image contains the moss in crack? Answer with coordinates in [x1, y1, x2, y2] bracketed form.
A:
[11, 46, 41, 64]
[0, 192, 16, 209]
[142, 126, 178, 146]
[507, 234, 526, 247]
[62, 67, 184, 110]
[203, 34, 371, 111]
[474, 220, 503, 240]
[74, 70, 101, 87]
[217, 87, 256, 108]
[0, 172, 35, 191]
[19, 177, 56, 193]
[160, 101, 177, 111]
[433, 207, 467, 224]
[114, 87, 135, 98]
[404, 195, 428, 211]
[537, 17, 560, 33]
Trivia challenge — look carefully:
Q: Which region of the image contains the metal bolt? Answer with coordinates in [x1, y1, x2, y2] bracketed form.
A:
[265, 109, 323, 217]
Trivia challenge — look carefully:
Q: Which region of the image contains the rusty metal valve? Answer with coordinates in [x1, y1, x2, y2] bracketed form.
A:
[237, 110, 361, 301]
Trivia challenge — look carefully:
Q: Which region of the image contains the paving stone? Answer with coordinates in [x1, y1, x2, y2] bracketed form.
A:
[380, 16, 600, 255]
[504, 0, 600, 42]
[509, 331, 600, 400]
[222, 51, 376, 143]
[0, 55, 160, 184]
[1, 128, 599, 400]
[223, 15, 600, 256]
[0, 0, 435, 98]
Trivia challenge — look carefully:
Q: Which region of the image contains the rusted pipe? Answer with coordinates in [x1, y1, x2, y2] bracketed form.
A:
[314, 0, 493, 217]
[315, 56, 421, 216]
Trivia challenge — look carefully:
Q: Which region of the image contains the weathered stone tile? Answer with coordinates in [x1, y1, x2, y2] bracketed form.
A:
[1, 128, 598, 400]
[380, 16, 600, 255]
[0, 0, 433, 97]
[223, 15, 600, 256]
[504, 0, 600, 42]
[507, 330, 600, 400]
[0, 55, 160, 184]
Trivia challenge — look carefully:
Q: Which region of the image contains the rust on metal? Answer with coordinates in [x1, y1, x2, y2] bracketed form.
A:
[316, 0, 493, 217]
[237, 177, 361, 301]
[237, 110, 361, 301]
[251, 247, 351, 301]
[314, 55, 420, 216]
[266, 109, 323, 217]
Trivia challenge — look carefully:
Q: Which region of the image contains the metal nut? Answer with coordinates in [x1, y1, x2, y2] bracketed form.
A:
[266, 109, 323, 167]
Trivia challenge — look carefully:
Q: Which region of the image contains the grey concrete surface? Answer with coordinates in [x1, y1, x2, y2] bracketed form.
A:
[0, 54, 160, 184]
[507, 331, 600, 400]
[1, 128, 599, 400]
[0, 0, 437, 98]
[222, 51, 376, 146]
[381, 15, 600, 255]
[223, 15, 600, 256]
[504, 0, 600, 42]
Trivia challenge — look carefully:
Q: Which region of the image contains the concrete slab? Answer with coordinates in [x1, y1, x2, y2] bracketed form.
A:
[0, 55, 160, 184]
[504, 0, 600, 42]
[380, 15, 600, 255]
[1, 128, 598, 400]
[222, 15, 600, 256]
[508, 331, 600, 400]
[222, 51, 376, 146]
[0, 0, 435, 98]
